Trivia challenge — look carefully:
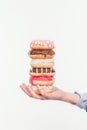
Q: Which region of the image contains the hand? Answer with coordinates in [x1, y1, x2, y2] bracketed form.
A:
[20, 83, 64, 100]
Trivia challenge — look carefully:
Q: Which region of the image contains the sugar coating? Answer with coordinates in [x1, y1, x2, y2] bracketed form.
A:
[31, 40, 54, 47]
[31, 59, 54, 66]
[31, 86, 54, 90]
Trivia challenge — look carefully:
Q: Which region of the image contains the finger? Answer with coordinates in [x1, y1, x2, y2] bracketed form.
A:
[20, 83, 46, 100]
[36, 86, 50, 99]
[26, 86, 46, 100]
[20, 83, 32, 97]
[37, 86, 59, 100]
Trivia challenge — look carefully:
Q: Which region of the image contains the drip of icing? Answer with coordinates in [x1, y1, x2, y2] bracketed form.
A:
[31, 68, 55, 73]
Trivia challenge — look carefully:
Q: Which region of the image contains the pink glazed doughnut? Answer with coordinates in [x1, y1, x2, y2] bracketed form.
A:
[29, 76, 54, 86]
[30, 40, 54, 49]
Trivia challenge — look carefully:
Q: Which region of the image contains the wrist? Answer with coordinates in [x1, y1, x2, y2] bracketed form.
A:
[60, 91, 80, 104]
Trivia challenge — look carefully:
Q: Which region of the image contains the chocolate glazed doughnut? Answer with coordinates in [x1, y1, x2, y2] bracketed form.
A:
[30, 68, 55, 76]
[29, 49, 55, 59]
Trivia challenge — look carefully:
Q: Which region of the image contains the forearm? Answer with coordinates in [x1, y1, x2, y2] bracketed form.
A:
[60, 91, 80, 104]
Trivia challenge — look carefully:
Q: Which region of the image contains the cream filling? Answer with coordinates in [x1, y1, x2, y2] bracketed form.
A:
[31, 59, 54, 66]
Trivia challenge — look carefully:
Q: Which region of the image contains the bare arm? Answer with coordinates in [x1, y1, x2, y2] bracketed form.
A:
[60, 91, 80, 104]
[20, 83, 87, 111]
[20, 83, 80, 105]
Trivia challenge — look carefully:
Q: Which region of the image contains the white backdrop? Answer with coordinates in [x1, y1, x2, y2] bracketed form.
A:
[0, 0, 87, 130]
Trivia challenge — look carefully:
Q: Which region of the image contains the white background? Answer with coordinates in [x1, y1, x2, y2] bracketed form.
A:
[0, 0, 87, 130]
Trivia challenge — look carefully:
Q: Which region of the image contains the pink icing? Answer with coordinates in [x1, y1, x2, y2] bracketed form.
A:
[29, 76, 54, 85]
[30, 40, 54, 47]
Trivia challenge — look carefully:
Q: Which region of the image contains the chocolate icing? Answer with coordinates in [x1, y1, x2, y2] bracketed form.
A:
[29, 49, 55, 55]
[30, 68, 55, 73]
[33, 68, 36, 73]
[43, 68, 46, 73]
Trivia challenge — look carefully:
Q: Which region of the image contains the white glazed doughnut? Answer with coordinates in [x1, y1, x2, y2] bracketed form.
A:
[30, 59, 54, 68]
[30, 85, 54, 94]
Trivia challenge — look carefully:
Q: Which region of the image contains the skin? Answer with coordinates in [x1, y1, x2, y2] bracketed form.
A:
[20, 83, 80, 105]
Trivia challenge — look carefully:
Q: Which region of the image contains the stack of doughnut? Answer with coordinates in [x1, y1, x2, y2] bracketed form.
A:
[28, 40, 55, 94]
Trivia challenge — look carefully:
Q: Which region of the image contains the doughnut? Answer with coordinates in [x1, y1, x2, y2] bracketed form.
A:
[30, 72, 55, 76]
[30, 59, 54, 68]
[29, 76, 54, 86]
[31, 80, 54, 86]
[29, 49, 55, 55]
[29, 54, 54, 59]
[30, 68, 55, 76]
[30, 40, 54, 49]
[30, 86, 54, 94]
[29, 49, 55, 59]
